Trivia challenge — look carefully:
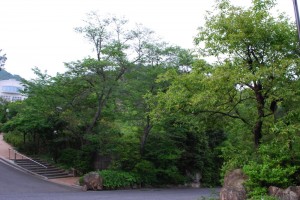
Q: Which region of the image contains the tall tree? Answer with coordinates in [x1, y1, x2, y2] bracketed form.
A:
[120, 42, 194, 155]
[192, 0, 299, 148]
[66, 13, 154, 134]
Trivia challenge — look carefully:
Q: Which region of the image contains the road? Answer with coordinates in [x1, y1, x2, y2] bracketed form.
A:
[0, 160, 219, 200]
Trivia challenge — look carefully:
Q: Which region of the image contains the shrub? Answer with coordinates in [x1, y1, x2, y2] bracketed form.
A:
[58, 147, 93, 175]
[58, 148, 78, 167]
[133, 160, 157, 185]
[156, 166, 186, 185]
[3, 131, 23, 148]
[243, 139, 298, 198]
[78, 176, 84, 186]
[99, 169, 140, 189]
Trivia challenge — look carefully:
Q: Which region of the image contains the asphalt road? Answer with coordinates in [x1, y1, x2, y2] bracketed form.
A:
[0, 160, 219, 200]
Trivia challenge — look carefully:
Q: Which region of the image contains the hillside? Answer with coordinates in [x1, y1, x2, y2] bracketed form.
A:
[0, 70, 22, 81]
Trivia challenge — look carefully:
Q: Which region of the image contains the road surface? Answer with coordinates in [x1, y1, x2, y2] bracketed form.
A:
[0, 160, 219, 200]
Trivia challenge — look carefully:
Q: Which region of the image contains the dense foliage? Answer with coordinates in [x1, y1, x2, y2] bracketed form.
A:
[0, 14, 222, 186]
[99, 170, 140, 189]
[1, 0, 300, 195]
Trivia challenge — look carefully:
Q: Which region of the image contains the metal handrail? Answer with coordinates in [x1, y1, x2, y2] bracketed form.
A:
[8, 148, 47, 169]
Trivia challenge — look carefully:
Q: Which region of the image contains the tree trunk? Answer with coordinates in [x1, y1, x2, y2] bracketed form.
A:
[86, 98, 104, 133]
[253, 120, 263, 148]
[140, 115, 152, 155]
[253, 81, 265, 148]
[23, 133, 26, 145]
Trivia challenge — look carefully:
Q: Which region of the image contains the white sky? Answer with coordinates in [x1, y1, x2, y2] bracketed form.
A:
[0, 0, 296, 80]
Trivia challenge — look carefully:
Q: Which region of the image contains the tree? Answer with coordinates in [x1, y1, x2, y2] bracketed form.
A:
[66, 13, 156, 134]
[0, 49, 7, 70]
[122, 43, 194, 155]
[193, 0, 299, 148]
[147, 0, 300, 192]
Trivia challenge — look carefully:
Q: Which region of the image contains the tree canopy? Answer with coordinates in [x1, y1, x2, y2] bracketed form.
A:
[1, 0, 300, 194]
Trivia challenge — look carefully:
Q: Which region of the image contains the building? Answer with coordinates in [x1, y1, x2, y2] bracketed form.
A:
[0, 79, 26, 102]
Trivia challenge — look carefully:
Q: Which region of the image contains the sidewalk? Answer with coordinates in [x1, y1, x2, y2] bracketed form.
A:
[0, 133, 80, 188]
[0, 133, 13, 159]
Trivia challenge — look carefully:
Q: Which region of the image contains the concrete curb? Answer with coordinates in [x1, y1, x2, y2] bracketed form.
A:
[49, 179, 83, 190]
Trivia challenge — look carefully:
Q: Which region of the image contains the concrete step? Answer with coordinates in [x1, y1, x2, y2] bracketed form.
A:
[18, 166, 56, 170]
[15, 159, 50, 164]
[46, 174, 73, 179]
[13, 158, 72, 179]
[31, 168, 65, 173]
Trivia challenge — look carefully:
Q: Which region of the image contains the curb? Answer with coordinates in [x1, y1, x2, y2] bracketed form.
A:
[49, 179, 83, 190]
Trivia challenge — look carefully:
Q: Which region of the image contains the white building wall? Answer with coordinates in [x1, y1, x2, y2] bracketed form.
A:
[0, 79, 26, 102]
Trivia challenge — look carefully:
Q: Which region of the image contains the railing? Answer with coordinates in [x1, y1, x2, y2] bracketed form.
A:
[8, 148, 47, 169]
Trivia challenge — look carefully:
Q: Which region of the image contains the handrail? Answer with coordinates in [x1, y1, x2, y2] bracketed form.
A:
[8, 148, 47, 169]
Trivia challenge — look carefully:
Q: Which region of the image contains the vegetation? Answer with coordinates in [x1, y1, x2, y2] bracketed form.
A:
[0, 49, 7, 71]
[0, 70, 22, 81]
[1, 0, 300, 196]
[99, 170, 140, 189]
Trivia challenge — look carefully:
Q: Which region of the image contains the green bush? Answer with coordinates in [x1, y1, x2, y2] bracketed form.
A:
[156, 166, 186, 185]
[243, 139, 298, 198]
[3, 131, 23, 148]
[78, 176, 84, 186]
[99, 169, 140, 189]
[58, 147, 93, 175]
[58, 148, 78, 167]
[133, 160, 157, 185]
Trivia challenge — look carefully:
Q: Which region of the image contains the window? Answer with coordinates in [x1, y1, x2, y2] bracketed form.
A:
[12, 96, 22, 101]
[0, 95, 11, 101]
[1, 86, 21, 94]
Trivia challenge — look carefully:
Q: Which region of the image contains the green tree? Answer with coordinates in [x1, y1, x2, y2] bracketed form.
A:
[0, 49, 6, 70]
[66, 13, 157, 135]
[120, 43, 194, 155]
[148, 62, 226, 185]
[148, 0, 300, 188]
[194, 0, 299, 148]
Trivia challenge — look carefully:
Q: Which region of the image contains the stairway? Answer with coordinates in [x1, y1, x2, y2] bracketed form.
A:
[14, 158, 73, 179]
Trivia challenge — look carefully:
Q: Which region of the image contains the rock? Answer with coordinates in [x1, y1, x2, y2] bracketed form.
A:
[219, 169, 247, 200]
[269, 186, 300, 200]
[186, 171, 201, 188]
[82, 184, 88, 192]
[288, 186, 300, 198]
[82, 172, 103, 191]
[269, 186, 283, 197]
[269, 186, 287, 199]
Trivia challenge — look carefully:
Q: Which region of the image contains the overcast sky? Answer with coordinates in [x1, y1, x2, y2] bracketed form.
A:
[0, 0, 296, 80]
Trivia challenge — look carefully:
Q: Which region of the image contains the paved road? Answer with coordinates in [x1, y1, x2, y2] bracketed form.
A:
[0, 160, 219, 200]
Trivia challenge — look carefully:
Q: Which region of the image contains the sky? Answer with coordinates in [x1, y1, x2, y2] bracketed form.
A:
[0, 0, 296, 80]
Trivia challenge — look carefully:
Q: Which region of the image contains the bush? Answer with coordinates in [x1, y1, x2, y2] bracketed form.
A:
[243, 139, 298, 198]
[156, 166, 186, 185]
[3, 131, 23, 149]
[58, 147, 93, 175]
[58, 148, 78, 167]
[133, 160, 157, 185]
[99, 169, 140, 189]
[78, 176, 84, 186]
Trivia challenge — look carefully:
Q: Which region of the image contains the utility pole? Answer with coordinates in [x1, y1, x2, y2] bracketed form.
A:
[293, 0, 300, 45]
